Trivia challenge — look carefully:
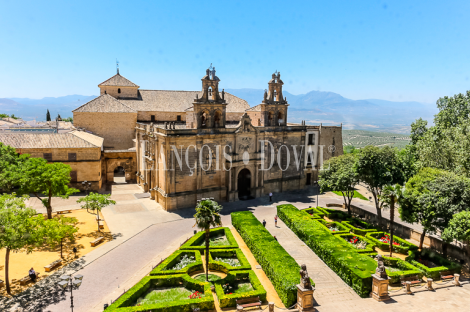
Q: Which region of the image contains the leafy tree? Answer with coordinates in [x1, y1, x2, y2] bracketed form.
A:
[10, 114, 18, 120]
[46, 109, 51, 121]
[442, 211, 470, 264]
[0, 194, 44, 294]
[77, 193, 115, 232]
[0, 143, 29, 192]
[400, 168, 470, 251]
[343, 146, 359, 154]
[434, 91, 470, 130]
[43, 216, 79, 258]
[193, 199, 222, 281]
[319, 153, 358, 216]
[381, 184, 404, 257]
[354, 145, 405, 227]
[410, 118, 428, 146]
[0, 113, 9, 119]
[62, 117, 73, 123]
[19, 157, 79, 219]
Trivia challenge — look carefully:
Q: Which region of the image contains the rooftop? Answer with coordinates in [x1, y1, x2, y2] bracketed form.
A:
[0, 130, 104, 149]
[98, 73, 139, 88]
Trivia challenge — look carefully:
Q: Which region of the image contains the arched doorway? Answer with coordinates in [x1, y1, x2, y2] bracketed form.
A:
[114, 166, 126, 183]
[237, 168, 251, 200]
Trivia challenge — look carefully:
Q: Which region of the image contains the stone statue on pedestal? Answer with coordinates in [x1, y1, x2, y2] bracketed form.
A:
[300, 264, 312, 290]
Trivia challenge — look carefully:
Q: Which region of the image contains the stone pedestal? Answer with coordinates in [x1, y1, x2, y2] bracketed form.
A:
[297, 284, 316, 312]
[370, 274, 390, 301]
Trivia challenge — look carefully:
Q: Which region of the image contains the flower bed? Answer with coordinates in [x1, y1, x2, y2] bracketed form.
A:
[214, 270, 267, 308]
[407, 249, 462, 280]
[106, 274, 214, 312]
[208, 249, 251, 272]
[336, 234, 376, 253]
[365, 232, 418, 254]
[180, 227, 238, 251]
[277, 204, 376, 298]
[150, 250, 203, 276]
[317, 220, 350, 235]
[231, 211, 305, 307]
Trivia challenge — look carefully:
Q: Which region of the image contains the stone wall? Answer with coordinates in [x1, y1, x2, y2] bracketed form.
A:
[137, 111, 186, 122]
[74, 112, 137, 150]
[103, 151, 137, 183]
[99, 86, 139, 98]
[319, 125, 343, 162]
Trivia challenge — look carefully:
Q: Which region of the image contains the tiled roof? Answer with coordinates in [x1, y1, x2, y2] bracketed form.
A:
[98, 73, 139, 87]
[72, 94, 136, 113]
[246, 104, 262, 111]
[0, 131, 104, 149]
[121, 90, 249, 113]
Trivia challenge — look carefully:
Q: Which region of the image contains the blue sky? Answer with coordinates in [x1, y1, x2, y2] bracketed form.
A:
[1, 0, 469, 103]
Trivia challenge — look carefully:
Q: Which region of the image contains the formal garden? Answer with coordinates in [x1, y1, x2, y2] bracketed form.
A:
[277, 204, 462, 297]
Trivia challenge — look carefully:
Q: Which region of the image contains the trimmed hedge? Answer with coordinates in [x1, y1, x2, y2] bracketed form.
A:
[336, 233, 377, 254]
[302, 207, 326, 219]
[365, 254, 423, 284]
[277, 204, 376, 298]
[231, 211, 305, 307]
[180, 227, 238, 250]
[214, 270, 267, 308]
[317, 219, 351, 235]
[150, 250, 203, 276]
[106, 274, 214, 312]
[407, 248, 462, 280]
[341, 219, 378, 236]
[209, 249, 251, 272]
[316, 207, 350, 220]
[365, 232, 418, 254]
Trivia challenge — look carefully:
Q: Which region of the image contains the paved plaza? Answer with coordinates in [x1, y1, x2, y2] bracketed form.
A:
[5, 184, 468, 311]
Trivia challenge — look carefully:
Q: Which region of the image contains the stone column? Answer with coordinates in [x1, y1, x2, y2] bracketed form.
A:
[371, 273, 390, 301]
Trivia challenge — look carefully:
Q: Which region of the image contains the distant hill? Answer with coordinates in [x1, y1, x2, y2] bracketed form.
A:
[1, 89, 438, 133]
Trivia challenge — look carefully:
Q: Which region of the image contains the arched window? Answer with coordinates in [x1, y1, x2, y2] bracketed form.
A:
[277, 112, 283, 125]
[214, 111, 221, 128]
[268, 112, 274, 126]
[118, 88, 121, 94]
[201, 112, 207, 128]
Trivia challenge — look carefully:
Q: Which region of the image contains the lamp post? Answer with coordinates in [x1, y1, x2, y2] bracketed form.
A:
[82, 181, 91, 213]
[58, 274, 84, 312]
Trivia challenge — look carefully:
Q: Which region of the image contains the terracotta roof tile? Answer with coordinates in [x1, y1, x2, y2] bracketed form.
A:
[0, 131, 104, 149]
[72, 94, 136, 113]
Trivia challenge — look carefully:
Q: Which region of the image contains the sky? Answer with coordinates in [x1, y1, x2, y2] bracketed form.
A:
[1, 0, 470, 103]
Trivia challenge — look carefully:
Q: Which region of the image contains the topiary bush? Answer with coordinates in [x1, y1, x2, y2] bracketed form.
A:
[180, 227, 238, 251]
[150, 250, 203, 276]
[208, 249, 251, 272]
[214, 270, 267, 308]
[231, 211, 307, 307]
[341, 219, 378, 236]
[317, 219, 351, 235]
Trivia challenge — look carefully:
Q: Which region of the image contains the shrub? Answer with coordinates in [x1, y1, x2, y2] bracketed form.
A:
[208, 249, 251, 272]
[180, 227, 238, 251]
[365, 232, 418, 254]
[106, 274, 214, 312]
[317, 219, 350, 235]
[341, 219, 378, 236]
[336, 234, 377, 253]
[214, 270, 267, 308]
[231, 211, 306, 307]
[150, 250, 203, 276]
[365, 254, 423, 284]
[277, 204, 376, 298]
[302, 207, 326, 219]
[407, 248, 462, 279]
[316, 207, 350, 220]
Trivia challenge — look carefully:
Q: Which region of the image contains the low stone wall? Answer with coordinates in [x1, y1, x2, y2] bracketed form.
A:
[326, 203, 467, 263]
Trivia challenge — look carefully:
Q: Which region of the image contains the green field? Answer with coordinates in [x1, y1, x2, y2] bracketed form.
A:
[342, 130, 411, 149]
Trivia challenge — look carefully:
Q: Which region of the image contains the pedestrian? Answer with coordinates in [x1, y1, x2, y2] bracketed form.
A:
[262, 219, 266, 227]
[273, 236, 278, 241]
[269, 192, 273, 202]
[29, 267, 37, 282]
[274, 215, 278, 227]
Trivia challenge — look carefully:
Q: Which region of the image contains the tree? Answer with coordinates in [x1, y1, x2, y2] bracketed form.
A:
[10, 114, 18, 120]
[354, 145, 405, 227]
[0, 194, 44, 295]
[0, 143, 29, 192]
[319, 153, 358, 216]
[19, 157, 79, 219]
[46, 109, 51, 121]
[43, 216, 79, 258]
[77, 193, 115, 232]
[400, 168, 470, 251]
[410, 118, 428, 146]
[62, 117, 73, 123]
[381, 184, 404, 257]
[442, 211, 470, 264]
[193, 199, 222, 281]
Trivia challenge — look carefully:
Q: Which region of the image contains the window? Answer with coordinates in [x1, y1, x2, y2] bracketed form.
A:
[43, 153, 52, 161]
[308, 133, 315, 145]
[70, 171, 77, 182]
[118, 88, 121, 94]
[68, 153, 77, 161]
[307, 153, 313, 166]
[151, 115, 155, 122]
[104, 90, 107, 94]
[306, 173, 312, 185]
[177, 115, 181, 122]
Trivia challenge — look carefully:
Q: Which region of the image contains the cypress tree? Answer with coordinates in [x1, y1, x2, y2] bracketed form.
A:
[46, 109, 51, 121]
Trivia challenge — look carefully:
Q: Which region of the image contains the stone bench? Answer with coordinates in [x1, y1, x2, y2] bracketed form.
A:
[19, 272, 40, 285]
[236, 296, 262, 310]
[44, 259, 62, 272]
[56, 210, 72, 215]
[91, 237, 104, 247]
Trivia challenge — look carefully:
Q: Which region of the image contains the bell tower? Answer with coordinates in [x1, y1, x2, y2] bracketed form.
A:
[193, 66, 227, 129]
[259, 72, 288, 127]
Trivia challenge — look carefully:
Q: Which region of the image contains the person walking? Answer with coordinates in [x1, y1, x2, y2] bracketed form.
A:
[269, 192, 273, 202]
[262, 219, 266, 227]
[274, 215, 278, 227]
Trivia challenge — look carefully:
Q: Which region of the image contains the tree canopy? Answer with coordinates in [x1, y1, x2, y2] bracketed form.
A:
[77, 193, 115, 231]
[0, 142, 29, 192]
[43, 216, 79, 258]
[442, 211, 470, 263]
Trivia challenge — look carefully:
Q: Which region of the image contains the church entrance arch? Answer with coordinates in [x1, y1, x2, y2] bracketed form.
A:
[113, 166, 126, 183]
[237, 168, 251, 200]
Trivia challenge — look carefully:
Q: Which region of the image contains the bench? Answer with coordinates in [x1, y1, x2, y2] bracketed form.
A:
[19, 272, 40, 285]
[440, 270, 454, 281]
[57, 210, 72, 215]
[44, 259, 62, 272]
[400, 275, 422, 287]
[236, 296, 262, 310]
[90, 237, 104, 247]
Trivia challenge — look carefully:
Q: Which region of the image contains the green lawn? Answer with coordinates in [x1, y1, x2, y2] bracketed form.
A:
[137, 287, 197, 305]
[332, 190, 368, 200]
[194, 274, 222, 284]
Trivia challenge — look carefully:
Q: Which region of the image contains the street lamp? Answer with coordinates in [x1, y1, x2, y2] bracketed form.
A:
[58, 274, 84, 312]
[82, 181, 91, 213]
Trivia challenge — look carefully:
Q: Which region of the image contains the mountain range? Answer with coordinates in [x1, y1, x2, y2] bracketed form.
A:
[0, 90, 438, 133]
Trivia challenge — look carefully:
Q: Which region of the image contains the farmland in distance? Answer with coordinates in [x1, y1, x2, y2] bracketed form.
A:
[342, 130, 411, 149]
